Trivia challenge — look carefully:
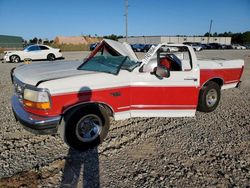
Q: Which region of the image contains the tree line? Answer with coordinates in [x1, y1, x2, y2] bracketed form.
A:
[204, 31, 250, 44]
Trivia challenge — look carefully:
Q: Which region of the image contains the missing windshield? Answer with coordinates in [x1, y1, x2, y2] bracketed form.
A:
[78, 41, 140, 75]
[78, 56, 140, 75]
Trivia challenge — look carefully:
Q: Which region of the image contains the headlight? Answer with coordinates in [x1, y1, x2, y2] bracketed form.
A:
[23, 88, 51, 110]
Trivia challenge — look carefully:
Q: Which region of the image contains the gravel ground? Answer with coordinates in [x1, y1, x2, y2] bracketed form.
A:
[0, 50, 249, 188]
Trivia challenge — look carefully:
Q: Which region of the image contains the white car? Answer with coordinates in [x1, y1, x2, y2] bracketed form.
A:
[4, 44, 63, 63]
[232, 44, 246, 50]
[190, 44, 203, 51]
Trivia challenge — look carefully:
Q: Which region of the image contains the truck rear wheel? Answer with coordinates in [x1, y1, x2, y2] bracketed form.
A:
[197, 81, 221, 112]
[65, 105, 110, 151]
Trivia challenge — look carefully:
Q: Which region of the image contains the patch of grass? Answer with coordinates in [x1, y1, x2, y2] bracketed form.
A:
[0, 47, 23, 52]
[50, 43, 90, 51]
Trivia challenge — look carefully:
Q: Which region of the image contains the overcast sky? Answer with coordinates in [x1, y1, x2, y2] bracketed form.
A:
[0, 0, 249, 40]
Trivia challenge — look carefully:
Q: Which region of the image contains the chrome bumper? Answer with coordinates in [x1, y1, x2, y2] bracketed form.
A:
[11, 95, 62, 135]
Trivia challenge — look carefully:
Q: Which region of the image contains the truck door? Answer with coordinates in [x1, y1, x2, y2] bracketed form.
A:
[130, 46, 199, 118]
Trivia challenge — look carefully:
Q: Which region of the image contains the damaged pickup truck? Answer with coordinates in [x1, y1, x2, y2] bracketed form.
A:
[11, 39, 244, 150]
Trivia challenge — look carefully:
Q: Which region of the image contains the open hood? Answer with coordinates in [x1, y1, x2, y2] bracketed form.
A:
[104, 39, 138, 61]
[87, 39, 138, 62]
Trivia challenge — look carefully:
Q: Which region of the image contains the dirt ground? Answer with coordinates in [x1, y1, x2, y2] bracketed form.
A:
[0, 50, 249, 187]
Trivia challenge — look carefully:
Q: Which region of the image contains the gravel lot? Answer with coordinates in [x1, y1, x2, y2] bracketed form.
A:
[0, 50, 249, 187]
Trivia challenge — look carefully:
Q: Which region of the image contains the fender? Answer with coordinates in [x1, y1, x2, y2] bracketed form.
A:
[200, 77, 224, 88]
[62, 101, 114, 116]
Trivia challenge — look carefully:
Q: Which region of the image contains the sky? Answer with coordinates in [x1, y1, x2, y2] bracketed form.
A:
[0, 0, 249, 40]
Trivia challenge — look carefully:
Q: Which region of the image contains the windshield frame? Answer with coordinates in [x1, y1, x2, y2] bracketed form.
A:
[78, 41, 140, 75]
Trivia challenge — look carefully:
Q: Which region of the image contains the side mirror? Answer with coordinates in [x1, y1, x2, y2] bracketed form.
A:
[155, 65, 170, 79]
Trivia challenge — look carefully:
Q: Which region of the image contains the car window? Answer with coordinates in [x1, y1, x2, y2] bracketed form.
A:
[39, 45, 49, 50]
[157, 46, 192, 72]
[27, 45, 40, 51]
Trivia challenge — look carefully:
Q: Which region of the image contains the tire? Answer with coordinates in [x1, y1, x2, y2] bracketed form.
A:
[10, 55, 20, 63]
[197, 81, 221, 112]
[65, 105, 110, 151]
[47, 53, 55, 61]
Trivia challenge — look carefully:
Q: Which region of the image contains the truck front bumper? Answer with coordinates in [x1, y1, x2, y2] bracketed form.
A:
[11, 95, 62, 135]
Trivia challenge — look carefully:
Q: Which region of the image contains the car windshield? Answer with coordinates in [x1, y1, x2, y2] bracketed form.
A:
[78, 41, 140, 75]
[23, 46, 30, 51]
[24, 45, 40, 51]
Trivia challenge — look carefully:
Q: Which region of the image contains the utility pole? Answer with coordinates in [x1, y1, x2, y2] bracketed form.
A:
[125, 0, 128, 42]
[208, 19, 213, 43]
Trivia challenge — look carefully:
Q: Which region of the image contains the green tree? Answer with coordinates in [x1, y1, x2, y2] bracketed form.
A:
[232, 33, 244, 44]
[29, 37, 38, 44]
[204, 32, 210, 37]
[242, 31, 250, 44]
[103, 34, 124, 41]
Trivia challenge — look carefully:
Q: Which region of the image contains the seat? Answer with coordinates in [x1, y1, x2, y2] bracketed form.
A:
[160, 58, 171, 70]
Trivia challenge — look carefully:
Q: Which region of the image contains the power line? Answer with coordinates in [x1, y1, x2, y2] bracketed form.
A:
[208, 19, 213, 43]
[125, 0, 128, 42]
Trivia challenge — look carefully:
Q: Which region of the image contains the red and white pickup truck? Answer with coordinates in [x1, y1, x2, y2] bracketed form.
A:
[11, 39, 244, 150]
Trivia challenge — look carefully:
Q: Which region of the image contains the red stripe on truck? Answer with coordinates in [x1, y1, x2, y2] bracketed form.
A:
[23, 68, 243, 117]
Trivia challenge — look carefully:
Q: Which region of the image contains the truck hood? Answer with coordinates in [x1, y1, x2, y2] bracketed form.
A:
[14, 61, 97, 86]
[99, 39, 138, 62]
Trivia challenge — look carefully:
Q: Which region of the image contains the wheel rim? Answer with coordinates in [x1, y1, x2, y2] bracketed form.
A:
[48, 54, 55, 60]
[75, 114, 102, 142]
[206, 88, 218, 107]
[11, 56, 19, 63]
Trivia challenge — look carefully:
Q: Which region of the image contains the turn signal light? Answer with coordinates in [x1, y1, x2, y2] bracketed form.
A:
[23, 99, 51, 110]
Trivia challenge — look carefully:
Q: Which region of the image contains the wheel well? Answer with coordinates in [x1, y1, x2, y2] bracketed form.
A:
[202, 78, 224, 88]
[47, 53, 55, 57]
[63, 102, 114, 120]
[10, 54, 20, 60]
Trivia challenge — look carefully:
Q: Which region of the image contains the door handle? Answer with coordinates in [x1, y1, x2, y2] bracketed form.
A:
[184, 77, 197, 81]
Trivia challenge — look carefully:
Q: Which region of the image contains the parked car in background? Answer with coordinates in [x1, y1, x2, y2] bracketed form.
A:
[232, 44, 246, 50]
[191, 43, 203, 51]
[4, 44, 62, 63]
[131, 44, 146, 52]
[200, 43, 211, 49]
[244, 44, 250, 49]
[144, 44, 156, 52]
[182, 42, 193, 46]
[89, 43, 100, 51]
[221, 44, 233, 49]
[183, 42, 203, 51]
[209, 43, 223, 49]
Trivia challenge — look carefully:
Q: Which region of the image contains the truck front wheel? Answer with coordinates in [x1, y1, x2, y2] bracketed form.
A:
[197, 81, 221, 112]
[65, 105, 110, 151]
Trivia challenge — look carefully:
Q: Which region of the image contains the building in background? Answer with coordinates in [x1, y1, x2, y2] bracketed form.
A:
[54, 36, 102, 45]
[0, 35, 23, 49]
[119, 36, 232, 44]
